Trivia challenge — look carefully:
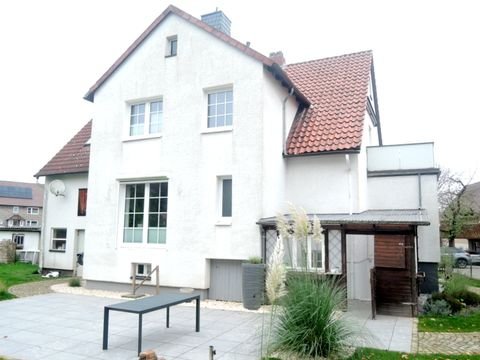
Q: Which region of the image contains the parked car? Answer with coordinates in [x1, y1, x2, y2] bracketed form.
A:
[440, 247, 471, 268]
[465, 251, 480, 265]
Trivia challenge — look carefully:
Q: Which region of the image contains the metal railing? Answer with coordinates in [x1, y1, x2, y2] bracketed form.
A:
[131, 264, 159, 296]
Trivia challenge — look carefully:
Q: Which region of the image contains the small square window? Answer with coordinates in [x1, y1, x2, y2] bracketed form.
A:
[166, 36, 177, 57]
[129, 101, 163, 136]
[12, 206, 19, 214]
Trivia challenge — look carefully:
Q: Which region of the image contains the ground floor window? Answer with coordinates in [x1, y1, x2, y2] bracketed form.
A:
[123, 182, 168, 244]
[12, 233, 24, 249]
[282, 235, 325, 271]
[51, 228, 67, 251]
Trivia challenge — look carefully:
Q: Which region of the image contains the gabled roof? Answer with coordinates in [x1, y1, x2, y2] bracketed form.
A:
[83, 5, 309, 106]
[0, 181, 44, 207]
[35, 121, 92, 177]
[285, 51, 373, 155]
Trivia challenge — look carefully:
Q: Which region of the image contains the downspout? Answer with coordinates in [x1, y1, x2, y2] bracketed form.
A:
[417, 173, 423, 208]
[345, 154, 353, 215]
[282, 88, 294, 155]
[38, 177, 48, 272]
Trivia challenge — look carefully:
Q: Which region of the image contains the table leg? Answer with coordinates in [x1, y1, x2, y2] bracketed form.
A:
[138, 313, 143, 356]
[195, 297, 200, 332]
[102, 308, 109, 350]
[166, 306, 170, 328]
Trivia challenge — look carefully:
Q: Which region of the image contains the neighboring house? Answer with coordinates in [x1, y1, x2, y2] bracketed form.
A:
[37, 5, 440, 316]
[441, 181, 480, 252]
[0, 180, 44, 263]
[34, 121, 90, 275]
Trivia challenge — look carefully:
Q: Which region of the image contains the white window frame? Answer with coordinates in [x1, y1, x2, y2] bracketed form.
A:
[122, 181, 168, 245]
[27, 207, 39, 215]
[26, 220, 38, 227]
[205, 87, 233, 131]
[216, 176, 232, 225]
[127, 99, 164, 138]
[12, 206, 19, 214]
[51, 228, 67, 251]
[133, 263, 152, 280]
[165, 35, 177, 57]
[12, 233, 24, 249]
[282, 234, 325, 272]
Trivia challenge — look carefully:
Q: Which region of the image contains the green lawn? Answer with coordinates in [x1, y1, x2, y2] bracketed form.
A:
[419, 312, 480, 332]
[0, 262, 43, 300]
[349, 348, 480, 359]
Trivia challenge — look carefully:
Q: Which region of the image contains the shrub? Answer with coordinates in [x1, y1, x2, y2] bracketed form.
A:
[68, 278, 81, 287]
[449, 290, 480, 306]
[423, 299, 451, 316]
[247, 256, 263, 264]
[271, 275, 353, 358]
[0, 280, 8, 298]
[432, 292, 464, 313]
[443, 273, 469, 295]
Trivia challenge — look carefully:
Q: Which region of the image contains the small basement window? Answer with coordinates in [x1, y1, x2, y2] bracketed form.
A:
[166, 35, 177, 57]
[133, 263, 152, 280]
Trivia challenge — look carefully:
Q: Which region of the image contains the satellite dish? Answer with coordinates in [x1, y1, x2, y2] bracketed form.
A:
[49, 180, 66, 197]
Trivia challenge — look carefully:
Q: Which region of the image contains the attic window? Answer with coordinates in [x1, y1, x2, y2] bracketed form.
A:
[166, 36, 177, 57]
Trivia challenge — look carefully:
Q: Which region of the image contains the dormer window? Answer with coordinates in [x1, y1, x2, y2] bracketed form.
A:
[166, 35, 177, 57]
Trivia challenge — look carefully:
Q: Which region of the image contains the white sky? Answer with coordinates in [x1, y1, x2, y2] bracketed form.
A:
[1, 0, 479, 184]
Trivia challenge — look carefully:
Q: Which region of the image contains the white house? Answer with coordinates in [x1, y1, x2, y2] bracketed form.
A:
[35, 121, 90, 275]
[37, 5, 440, 316]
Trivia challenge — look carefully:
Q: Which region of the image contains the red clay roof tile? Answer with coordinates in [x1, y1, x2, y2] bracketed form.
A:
[35, 121, 91, 177]
[284, 51, 372, 155]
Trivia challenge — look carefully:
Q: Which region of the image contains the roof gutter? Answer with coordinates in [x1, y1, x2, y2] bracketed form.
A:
[269, 63, 310, 107]
[283, 148, 361, 158]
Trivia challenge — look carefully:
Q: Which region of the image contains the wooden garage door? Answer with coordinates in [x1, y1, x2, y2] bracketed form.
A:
[209, 260, 243, 301]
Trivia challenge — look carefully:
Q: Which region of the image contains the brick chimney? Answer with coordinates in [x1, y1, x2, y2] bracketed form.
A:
[269, 51, 286, 66]
[201, 10, 231, 35]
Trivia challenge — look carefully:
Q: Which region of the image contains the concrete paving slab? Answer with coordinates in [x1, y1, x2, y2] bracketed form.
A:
[0, 293, 414, 359]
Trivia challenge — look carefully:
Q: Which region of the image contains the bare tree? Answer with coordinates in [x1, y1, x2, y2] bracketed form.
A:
[439, 169, 477, 247]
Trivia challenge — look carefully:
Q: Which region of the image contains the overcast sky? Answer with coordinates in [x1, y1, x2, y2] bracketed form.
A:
[1, 0, 479, 184]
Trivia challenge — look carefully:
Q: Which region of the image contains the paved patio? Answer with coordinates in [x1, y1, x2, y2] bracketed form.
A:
[0, 294, 412, 359]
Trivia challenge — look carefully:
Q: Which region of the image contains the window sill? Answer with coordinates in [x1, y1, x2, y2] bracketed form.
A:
[165, 54, 177, 58]
[49, 249, 66, 253]
[216, 219, 232, 226]
[123, 134, 163, 143]
[201, 126, 233, 135]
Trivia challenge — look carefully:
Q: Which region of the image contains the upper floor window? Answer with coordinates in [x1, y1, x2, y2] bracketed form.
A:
[27, 207, 39, 215]
[166, 35, 177, 57]
[123, 182, 168, 244]
[78, 189, 87, 216]
[12, 206, 19, 214]
[26, 220, 38, 227]
[129, 100, 163, 136]
[208, 89, 233, 128]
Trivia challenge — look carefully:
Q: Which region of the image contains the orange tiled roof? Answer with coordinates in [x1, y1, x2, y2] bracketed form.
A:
[285, 51, 373, 155]
[35, 121, 91, 177]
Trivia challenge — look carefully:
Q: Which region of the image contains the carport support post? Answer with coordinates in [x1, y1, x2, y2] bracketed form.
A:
[137, 313, 143, 355]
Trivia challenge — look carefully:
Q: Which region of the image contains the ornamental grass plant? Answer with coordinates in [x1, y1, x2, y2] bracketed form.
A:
[261, 204, 356, 359]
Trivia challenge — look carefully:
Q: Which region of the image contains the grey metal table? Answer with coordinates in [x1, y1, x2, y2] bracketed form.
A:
[102, 293, 200, 355]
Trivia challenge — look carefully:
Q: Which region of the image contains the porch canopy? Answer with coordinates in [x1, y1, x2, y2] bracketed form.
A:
[257, 209, 430, 229]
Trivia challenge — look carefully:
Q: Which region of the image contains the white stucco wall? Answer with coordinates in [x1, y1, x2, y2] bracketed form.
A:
[367, 174, 440, 262]
[285, 154, 361, 214]
[85, 14, 281, 289]
[262, 69, 298, 217]
[42, 174, 88, 270]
